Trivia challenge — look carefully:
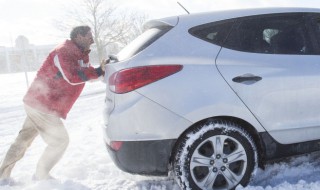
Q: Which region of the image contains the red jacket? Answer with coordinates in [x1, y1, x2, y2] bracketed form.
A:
[23, 40, 103, 119]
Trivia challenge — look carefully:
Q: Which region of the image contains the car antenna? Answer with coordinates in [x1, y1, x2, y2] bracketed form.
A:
[177, 2, 190, 14]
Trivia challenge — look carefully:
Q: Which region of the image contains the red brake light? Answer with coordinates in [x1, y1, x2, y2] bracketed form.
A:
[109, 65, 183, 94]
[110, 141, 123, 151]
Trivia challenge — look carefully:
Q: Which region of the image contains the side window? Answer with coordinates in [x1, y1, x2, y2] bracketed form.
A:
[224, 13, 315, 55]
[189, 19, 235, 46]
[314, 16, 320, 31]
[308, 13, 320, 52]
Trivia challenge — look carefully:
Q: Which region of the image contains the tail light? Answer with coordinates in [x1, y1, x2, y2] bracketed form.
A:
[109, 65, 183, 94]
[110, 141, 123, 151]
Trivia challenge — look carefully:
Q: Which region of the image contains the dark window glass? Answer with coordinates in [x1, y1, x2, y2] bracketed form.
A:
[313, 15, 320, 31]
[189, 19, 235, 46]
[308, 13, 320, 53]
[224, 13, 316, 55]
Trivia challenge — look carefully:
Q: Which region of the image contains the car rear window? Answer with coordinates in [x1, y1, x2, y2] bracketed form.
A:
[117, 25, 173, 61]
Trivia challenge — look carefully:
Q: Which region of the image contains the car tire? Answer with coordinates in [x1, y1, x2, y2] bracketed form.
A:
[173, 120, 258, 190]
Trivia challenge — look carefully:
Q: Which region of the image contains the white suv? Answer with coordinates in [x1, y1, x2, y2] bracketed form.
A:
[103, 7, 320, 190]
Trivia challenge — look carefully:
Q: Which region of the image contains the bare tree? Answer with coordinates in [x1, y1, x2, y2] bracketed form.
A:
[54, 0, 148, 61]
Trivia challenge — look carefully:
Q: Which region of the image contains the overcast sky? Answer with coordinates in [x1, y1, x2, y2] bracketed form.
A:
[1, 0, 320, 47]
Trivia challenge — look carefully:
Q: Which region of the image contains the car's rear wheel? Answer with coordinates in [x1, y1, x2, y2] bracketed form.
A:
[173, 121, 258, 190]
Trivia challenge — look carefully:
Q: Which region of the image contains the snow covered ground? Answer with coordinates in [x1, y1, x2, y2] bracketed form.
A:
[1, 72, 320, 190]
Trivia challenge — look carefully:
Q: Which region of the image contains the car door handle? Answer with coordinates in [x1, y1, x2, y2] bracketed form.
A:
[232, 74, 262, 83]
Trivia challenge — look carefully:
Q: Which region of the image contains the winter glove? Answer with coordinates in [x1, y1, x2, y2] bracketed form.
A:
[100, 58, 110, 72]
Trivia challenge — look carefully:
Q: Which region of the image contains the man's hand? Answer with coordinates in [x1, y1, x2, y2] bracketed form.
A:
[100, 58, 110, 71]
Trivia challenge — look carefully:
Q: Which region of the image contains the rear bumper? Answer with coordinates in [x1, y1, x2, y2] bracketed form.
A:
[106, 139, 176, 176]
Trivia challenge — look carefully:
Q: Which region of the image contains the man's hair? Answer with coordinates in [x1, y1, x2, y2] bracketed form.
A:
[70, 25, 91, 40]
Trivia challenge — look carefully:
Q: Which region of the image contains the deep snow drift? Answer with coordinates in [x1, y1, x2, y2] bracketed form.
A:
[1, 72, 320, 190]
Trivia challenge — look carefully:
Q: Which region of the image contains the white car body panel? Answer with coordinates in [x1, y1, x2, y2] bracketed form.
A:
[104, 91, 193, 141]
[217, 48, 320, 144]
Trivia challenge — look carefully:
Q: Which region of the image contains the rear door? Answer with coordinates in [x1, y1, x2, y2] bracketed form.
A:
[216, 13, 320, 144]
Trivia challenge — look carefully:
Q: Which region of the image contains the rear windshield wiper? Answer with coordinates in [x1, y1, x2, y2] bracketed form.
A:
[109, 54, 119, 62]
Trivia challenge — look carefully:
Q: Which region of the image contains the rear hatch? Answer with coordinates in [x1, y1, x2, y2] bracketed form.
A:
[103, 16, 178, 123]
